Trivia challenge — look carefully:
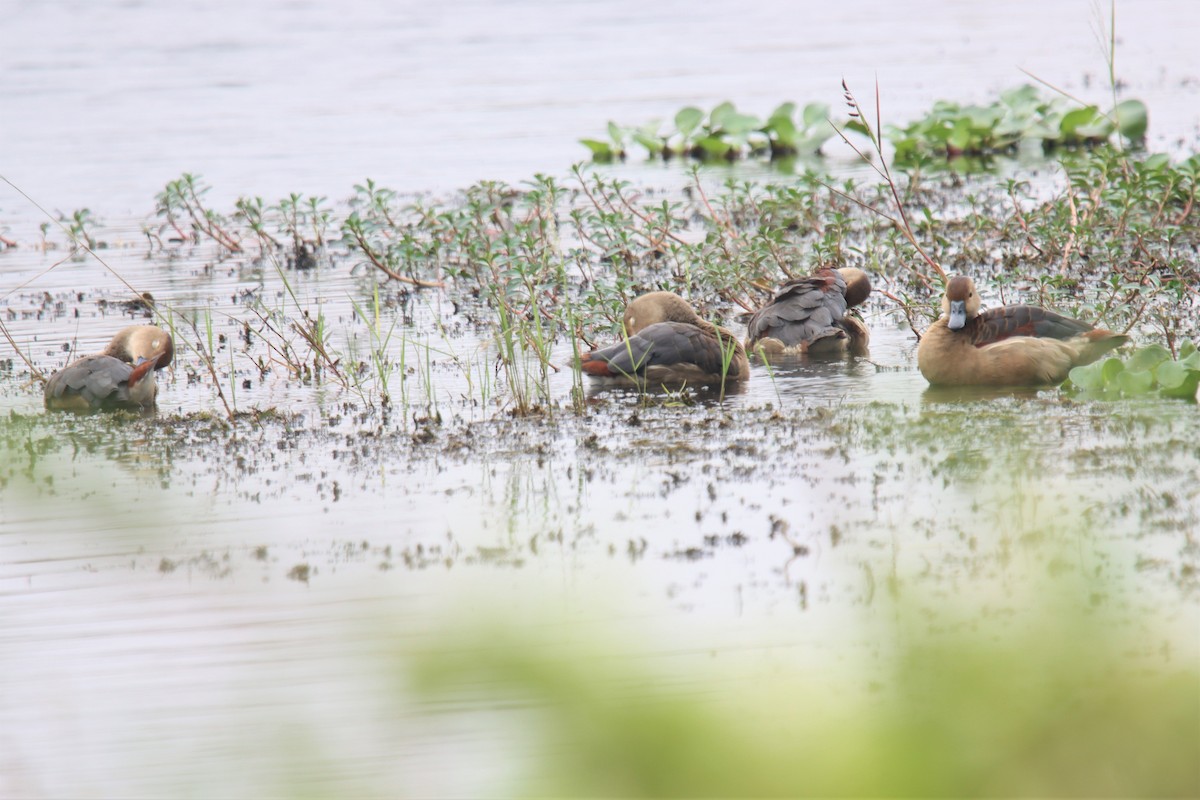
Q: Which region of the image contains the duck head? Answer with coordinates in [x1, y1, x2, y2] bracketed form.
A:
[622, 292, 704, 335]
[838, 267, 872, 308]
[103, 325, 174, 369]
[942, 276, 981, 331]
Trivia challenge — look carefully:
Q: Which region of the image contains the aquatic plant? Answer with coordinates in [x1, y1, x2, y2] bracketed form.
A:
[1064, 341, 1200, 400]
[582, 101, 837, 163]
[886, 85, 1148, 166]
[153, 173, 242, 253]
[59, 207, 101, 250]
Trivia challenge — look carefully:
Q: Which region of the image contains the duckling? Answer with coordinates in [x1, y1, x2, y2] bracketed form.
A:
[579, 292, 749, 389]
[917, 275, 1129, 386]
[44, 325, 174, 412]
[745, 267, 871, 358]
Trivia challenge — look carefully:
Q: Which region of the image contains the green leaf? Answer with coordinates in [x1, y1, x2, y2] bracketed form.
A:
[1158, 366, 1200, 399]
[801, 102, 830, 128]
[794, 121, 836, 154]
[1076, 117, 1116, 140]
[766, 114, 798, 146]
[709, 101, 737, 131]
[1115, 368, 1153, 396]
[1143, 153, 1171, 172]
[606, 121, 625, 146]
[694, 136, 733, 158]
[632, 131, 664, 155]
[674, 107, 704, 139]
[1126, 343, 1172, 373]
[844, 119, 872, 138]
[580, 139, 613, 157]
[1060, 106, 1103, 136]
[723, 112, 762, 136]
[1067, 361, 1106, 391]
[1112, 99, 1148, 141]
[769, 102, 797, 122]
[1180, 340, 1198, 360]
[948, 118, 974, 152]
[1100, 357, 1126, 384]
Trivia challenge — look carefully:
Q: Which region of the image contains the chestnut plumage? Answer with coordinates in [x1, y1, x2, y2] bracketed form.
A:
[578, 292, 749, 389]
[918, 275, 1129, 386]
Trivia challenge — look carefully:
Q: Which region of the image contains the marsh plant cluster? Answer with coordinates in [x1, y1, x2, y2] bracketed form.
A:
[3, 97, 1198, 422]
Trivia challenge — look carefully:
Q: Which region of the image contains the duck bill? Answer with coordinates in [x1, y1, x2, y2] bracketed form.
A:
[948, 301, 967, 330]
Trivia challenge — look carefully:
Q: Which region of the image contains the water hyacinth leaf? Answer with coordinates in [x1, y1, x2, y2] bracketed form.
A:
[632, 131, 664, 155]
[1157, 362, 1200, 399]
[845, 119, 873, 138]
[606, 121, 625, 145]
[801, 102, 830, 128]
[1115, 368, 1153, 396]
[1060, 106, 1105, 138]
[723, 112, 763, 136]
[769, 101, 797, 123]
[796, 120, 836, 154]
[580, 139, 614, 158]
[1067, 361, 1105, 391]
[1075, 116, 1116, 141]
[1100, 356, 1125, 384]
[1126, 343, 1172, 373]
[948, 118, 974, 152]
[695, 136, 733, 158]
[767, 114, 798, 146]
[1000, 84, 1041, 114]
[674, 107, 704, 139]
[1113, 99, 1148, 141]
[709, 101, 737, 131]
[1155, 360, 1190, 391]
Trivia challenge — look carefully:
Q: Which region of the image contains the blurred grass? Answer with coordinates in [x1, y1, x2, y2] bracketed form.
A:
[411, 578, 1199, 797]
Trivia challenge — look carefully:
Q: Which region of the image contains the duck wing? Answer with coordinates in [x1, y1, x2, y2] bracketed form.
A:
[580, 322, 737, 379]
[746, 271, 849, 348]
[44, 355, 155, 412]
[969, 305, 1093, 347]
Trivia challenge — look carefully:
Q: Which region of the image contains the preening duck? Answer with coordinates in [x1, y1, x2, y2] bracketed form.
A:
[578, 292, 749, 390]
[917, 275, 1129, 386]
[44, 325, 174, 412]
[745, 267, 871, 358]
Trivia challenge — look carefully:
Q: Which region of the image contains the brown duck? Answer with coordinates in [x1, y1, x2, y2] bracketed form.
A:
[745, 267, 871, 358]
[579, 292, 749, 389]
[44, 325, 174, 412]
[917, 275, 1129, 386]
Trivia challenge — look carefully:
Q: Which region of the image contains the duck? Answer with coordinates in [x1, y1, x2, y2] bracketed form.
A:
[917, 275, 1129, 386]
[744, 267, 871, 358]
[44, 325, 174, 412]
[578, 292, 749, 390]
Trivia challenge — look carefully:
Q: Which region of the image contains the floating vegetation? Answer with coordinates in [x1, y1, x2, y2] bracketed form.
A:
[885, 84, 1148, 165]
[581, 100, 837, 162]
[585, 87, 1150, 172]
[1065, 341, 1200, 400]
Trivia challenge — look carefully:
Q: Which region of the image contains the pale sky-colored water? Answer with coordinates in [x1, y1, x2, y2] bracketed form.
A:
[3, 0, 1197, 215]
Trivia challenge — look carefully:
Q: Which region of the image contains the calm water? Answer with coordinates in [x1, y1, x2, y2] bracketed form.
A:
[2, 1, 1199, 797]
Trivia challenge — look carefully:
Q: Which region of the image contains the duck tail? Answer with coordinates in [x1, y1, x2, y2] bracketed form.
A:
[578, 352, 615, 376]
[1078, 330, 1130, 365]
